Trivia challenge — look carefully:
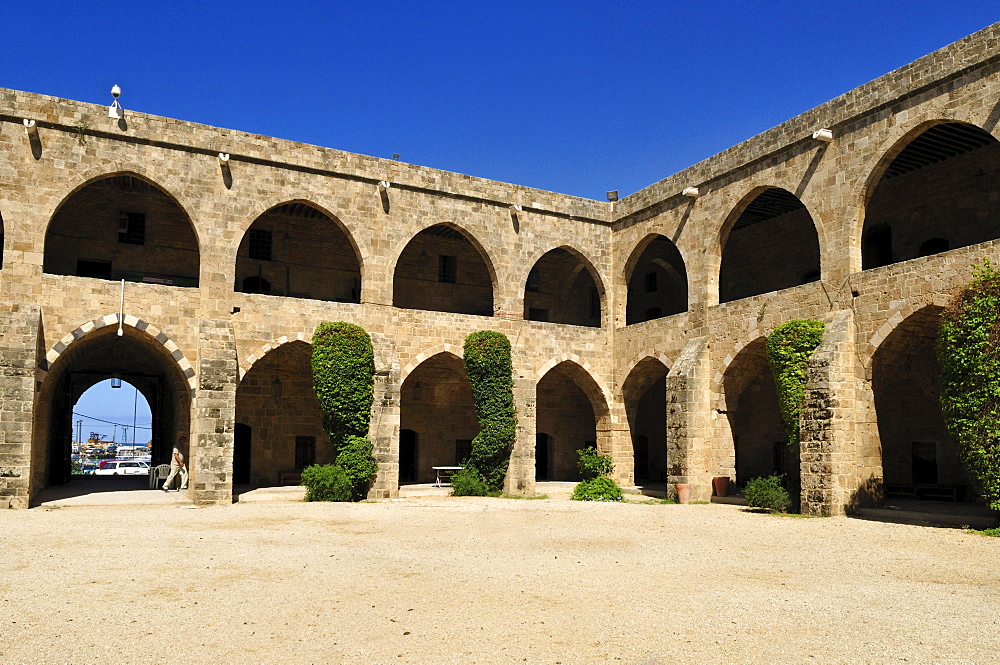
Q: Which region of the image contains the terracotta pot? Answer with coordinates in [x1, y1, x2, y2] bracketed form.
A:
[712, 476, 730, 497]
[675, 483, 691, 504]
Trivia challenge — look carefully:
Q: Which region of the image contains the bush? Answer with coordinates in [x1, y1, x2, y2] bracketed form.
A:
[743, 475, 791, 513]
[577, 445, 615, 480]
[766, 319, 826, 449]
[463, 331, 517, 491]
[572, 477, 624, 502]
[335, 435, 379, 501]
[301, 464, 353, 502]
[937, 260, 1000, 510]
[450, 467, 492, 497]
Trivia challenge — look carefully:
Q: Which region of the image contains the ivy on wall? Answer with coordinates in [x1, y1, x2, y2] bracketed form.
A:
[765, 319, 826, 448]
[462, 330, 517, 491]
[311, 322, 378, 500]
[937, 260, 1000, 510]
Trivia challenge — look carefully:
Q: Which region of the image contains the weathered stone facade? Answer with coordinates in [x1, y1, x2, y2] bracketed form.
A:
[1, 24, 998, 512]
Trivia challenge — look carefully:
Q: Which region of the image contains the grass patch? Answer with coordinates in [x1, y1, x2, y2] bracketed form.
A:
[963, 525, 1000, 537]
[774, 512, 823, 518]
[501, 493, 548, 500]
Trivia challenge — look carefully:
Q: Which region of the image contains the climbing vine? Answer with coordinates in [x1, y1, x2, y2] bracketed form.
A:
[765, 319, 826, 448]
[462, 330, 517, 491]
[311, 322, 378, 500]
[937, 260, 1000, 510]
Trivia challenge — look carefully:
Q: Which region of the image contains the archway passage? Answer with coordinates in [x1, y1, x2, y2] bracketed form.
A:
[864, 123, 1000, 270]
[73, 379, 154, 476]
[33, 327, 191, 495]
[626, 236, 687, 325]
[871, 307, 970, 499]
[622, 358, 669, 483]
[720, 188, 820, 303]
[44, 174, 199, 287]
[524, 248, 602, 327]
[236, 202, 361, 302]
[535, 362, 606, 481]
[399, 353, 480, 483]
[723, 339, 796, 492]
[235, 341, 329, 487]
[393, 225, 494, 316]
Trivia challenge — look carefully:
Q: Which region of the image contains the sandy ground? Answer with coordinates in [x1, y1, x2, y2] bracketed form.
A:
[1, 494, 998, 665]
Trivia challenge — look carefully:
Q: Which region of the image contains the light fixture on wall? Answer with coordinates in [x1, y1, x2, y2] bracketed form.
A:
[111, 377, 122, 389]
[23, 119, 38, 138]
[812, 128, 834, 142]
[412, 381, 422, 401]
[271, 376, 282, 399]
[108, 85, 123, 119]
[606, 191, 618, 202]
[682, 186, 700, 198]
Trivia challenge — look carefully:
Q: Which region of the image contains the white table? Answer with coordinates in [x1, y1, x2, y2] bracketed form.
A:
[432, 466, 463, 487]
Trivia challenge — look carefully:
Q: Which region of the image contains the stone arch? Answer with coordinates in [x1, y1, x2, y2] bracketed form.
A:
[862, 294, 953, 375]
[235, 199, 363, 303]
[400, 343, 464, 383]
[43, 171, 201, 287]
[718, 186, 820, 303]
[523, 245, 607, 328]
[535, 357, 612, 481]
[622, 233, 688, 325]
[38, 313, 195, 389]
[391, 222, 497, 316]
[860, 118, 1000, 270]
[399, 349, 478, 483]
[239, 331, 313, 380]
[620, 355, 671, 484]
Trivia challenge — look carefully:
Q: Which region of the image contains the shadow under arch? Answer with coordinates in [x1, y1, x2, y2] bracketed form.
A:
[399, 350, 479, 483]
[43, 171, 201, 287]
[524, 245, 606, 328]
[535, 359, 611, 481]
[623, 233, 688, 325]
[32, 320, 194, 502]
[718, 187, 820, 303]
[861, 120, 1000, 270]
[621, 356, 670, 484]
[235, 199, 363, 303]
[392, 222, 497, 317]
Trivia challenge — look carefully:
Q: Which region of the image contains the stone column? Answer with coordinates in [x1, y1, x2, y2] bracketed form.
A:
[191, 318, 237, 506]
[368, 334, 400, 499]
[666, 336, 714, 501]
[504, 364, 536, 496]
[0, 303, 39, 509]
[799, 310, 857, 516]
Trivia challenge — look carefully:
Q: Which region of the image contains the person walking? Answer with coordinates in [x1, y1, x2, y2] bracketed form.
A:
[162, 445, 188, 491]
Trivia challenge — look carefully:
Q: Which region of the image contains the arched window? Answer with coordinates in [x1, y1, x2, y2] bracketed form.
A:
[524, 249, 603, 327]
[393, 225, 494, 316]
[625, 235, 688, 325]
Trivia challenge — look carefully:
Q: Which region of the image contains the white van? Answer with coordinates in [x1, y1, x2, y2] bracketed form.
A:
[93, 460, 150, 476]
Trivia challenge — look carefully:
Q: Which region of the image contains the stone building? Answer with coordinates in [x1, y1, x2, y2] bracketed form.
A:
[1, 24, 998, 514]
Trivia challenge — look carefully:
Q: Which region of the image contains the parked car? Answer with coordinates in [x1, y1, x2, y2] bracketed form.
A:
[93, 460, 150, 476]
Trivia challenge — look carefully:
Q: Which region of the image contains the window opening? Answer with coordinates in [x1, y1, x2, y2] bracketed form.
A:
[295, 435, 316, 470]
[248, 229, 273, 261]
[117, 212, 145, 245]
[77, 259, 112, 279]
[439, 255, 457, 283]
[455, 439, 472, 464]
[645, 271, 658, 293]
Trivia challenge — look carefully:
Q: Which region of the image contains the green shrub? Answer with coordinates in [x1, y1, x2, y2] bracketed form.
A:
[577, 445, 615, 480]
[766, 319, 826, 449]
[450, 467, 492, 497]
[743, 475, 791, 513]
[311, 322, 378, 500]
[572, 477, 624, 502]
[462, 331, 517, 491]
[937, 260, 1000, 511]
[301, 464, 353, 502]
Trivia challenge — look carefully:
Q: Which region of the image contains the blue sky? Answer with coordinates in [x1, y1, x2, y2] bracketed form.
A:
[5, 2, 996, 436]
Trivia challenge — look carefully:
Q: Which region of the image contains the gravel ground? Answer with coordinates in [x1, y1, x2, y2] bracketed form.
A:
[1, 496, 998, 665]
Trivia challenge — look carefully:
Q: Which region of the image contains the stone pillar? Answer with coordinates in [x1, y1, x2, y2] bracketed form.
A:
[0, 303, 39, 509]
[504, 364, 536, 496]
[191, 318, 237, 506]
[368, 334, 400, 499]
[799, 310, 857, 516]
[666, 336, 713, 501]
[609, 398, 634, 487]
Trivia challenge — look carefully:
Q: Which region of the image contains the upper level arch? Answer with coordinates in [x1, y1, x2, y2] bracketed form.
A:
[43, 172, 200, 287]
[235, 200, 362, 303]
[861, 120, 1000, 270]
[523, 246, 605, 328]
[392, 223, 496, 317]
[623, 234, 688, 325]
[719, 187, 820, 303]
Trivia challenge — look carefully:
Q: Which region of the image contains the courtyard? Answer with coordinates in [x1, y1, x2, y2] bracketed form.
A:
[1, 496, 997, 664]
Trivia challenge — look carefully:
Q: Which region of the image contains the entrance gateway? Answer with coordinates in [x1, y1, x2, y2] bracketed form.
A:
[1, 23, 999, 513]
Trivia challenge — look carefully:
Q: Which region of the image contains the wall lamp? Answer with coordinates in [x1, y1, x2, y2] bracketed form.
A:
[378, 180, 391, 193]
[606, 191, 619, 202]
[812, 128, 834, 142]
[108, 84, 123, 119]
[218, 152, 230, 165]
[682, 186, 700, 198]
[23, 119, 38, 138]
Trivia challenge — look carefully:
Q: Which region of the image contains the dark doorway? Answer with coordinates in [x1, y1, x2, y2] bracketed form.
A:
[234, 423, 252, 485]
[400, 429, 418, 483]
[535, 433, 550, 481]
